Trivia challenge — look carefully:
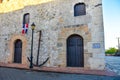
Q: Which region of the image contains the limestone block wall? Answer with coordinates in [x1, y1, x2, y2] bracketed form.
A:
[0, 0, 105, 70]
[87, 0, 105, 70]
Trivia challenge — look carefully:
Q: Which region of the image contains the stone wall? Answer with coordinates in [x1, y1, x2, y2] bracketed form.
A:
[0, 0, 105, 70]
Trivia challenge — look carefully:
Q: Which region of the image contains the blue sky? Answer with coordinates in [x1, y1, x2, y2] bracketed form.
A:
[102, 0, 120, 49]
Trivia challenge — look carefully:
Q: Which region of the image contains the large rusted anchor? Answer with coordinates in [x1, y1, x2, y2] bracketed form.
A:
[27, 57, 49, 67]
[27, 30, 49, 67]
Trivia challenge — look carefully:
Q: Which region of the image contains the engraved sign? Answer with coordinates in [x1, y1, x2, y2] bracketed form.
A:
[93, 43, 100, 48]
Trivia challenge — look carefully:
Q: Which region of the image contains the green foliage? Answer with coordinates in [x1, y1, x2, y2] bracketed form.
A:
[105, 47, 117, 55]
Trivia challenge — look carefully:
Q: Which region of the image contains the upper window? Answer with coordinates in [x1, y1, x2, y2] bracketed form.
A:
[74, 3, 86, 16]
[23, 13, 30, 24]
[22, 13, 30, 34]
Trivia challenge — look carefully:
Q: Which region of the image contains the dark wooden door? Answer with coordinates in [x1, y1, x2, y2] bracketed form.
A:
[14, 39, 22, 63]
[67, 35, 84, 67]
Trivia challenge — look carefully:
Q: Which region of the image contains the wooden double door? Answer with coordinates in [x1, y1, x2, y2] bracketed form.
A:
[67, 35, 84, 67]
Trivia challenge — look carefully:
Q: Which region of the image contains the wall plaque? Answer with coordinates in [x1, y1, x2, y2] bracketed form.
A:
[93, 43, 100, 49]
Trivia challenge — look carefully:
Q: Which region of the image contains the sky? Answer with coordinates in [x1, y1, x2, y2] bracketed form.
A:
[102, 0, 120, 49]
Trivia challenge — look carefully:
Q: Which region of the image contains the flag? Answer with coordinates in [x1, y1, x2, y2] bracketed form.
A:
[22, 23, 29, 34]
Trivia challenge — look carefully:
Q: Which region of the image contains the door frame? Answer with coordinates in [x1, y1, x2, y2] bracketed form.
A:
[9, 35, 27, 64]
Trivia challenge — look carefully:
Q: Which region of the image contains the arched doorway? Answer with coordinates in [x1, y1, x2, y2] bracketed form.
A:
[67, 35, 84, 67]
[14, 39, 22, 63]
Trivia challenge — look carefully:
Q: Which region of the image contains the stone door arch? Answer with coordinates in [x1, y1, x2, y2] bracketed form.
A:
[57, 25, 91, 68]
[9, 35, 27, 64]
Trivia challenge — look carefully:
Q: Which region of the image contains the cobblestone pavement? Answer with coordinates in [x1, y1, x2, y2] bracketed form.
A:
[106, 56, 120, 75]
[0, 67, 120, 80]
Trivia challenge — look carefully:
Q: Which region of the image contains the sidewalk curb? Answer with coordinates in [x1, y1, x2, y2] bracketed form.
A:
[0, 62, 117, 76]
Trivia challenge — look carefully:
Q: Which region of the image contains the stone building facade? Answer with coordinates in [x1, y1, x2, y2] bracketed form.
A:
[0, 0, 105, 70]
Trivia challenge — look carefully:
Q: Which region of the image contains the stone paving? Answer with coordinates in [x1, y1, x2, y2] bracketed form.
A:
[0, 67, 120, 80]
[106, 56, 120, 75]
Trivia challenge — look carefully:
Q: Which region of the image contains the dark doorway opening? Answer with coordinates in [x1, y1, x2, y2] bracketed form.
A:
[14, 39, 22, 63]
[67, 35, 84, 67]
